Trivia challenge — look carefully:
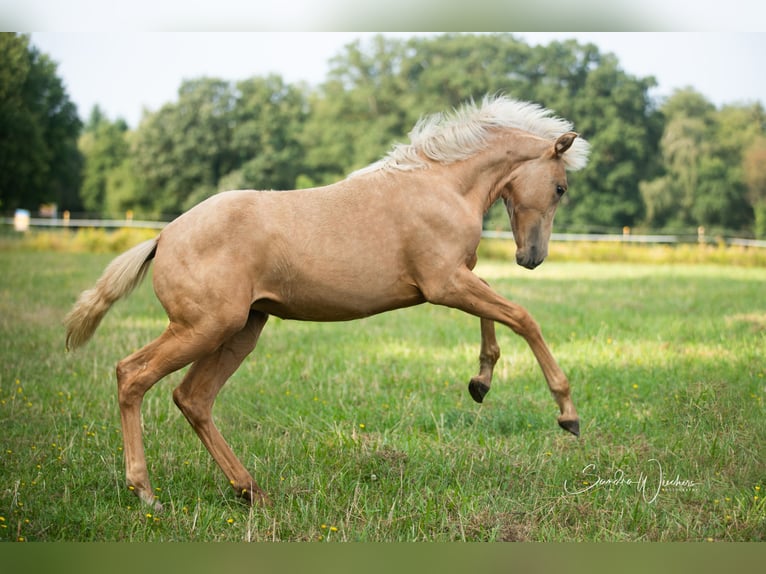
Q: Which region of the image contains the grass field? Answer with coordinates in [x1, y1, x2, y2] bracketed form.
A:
[1, 242, 764, 541]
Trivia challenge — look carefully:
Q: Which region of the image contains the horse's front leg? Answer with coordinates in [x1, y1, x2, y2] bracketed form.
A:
[426, 267, 579, 436]
[468, 317, 500, 403]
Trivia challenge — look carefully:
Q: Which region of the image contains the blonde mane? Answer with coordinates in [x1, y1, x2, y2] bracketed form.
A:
[350, 94, 590, 178]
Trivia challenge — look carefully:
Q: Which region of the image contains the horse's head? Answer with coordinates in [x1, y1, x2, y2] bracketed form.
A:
[502, 131, 580, 270]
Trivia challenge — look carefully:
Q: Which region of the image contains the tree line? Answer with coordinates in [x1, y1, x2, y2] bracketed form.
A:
[2, 33, 765, 237]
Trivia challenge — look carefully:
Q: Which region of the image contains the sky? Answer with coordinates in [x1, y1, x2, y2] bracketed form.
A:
[28, 32, 766, 129]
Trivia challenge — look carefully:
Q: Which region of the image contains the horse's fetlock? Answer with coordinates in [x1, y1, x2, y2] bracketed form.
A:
[550, 374, 570, 396]
[481, 343, 501, 364]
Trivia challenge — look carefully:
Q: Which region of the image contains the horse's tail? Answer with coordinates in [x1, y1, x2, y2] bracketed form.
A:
[65, 237, 159, 351]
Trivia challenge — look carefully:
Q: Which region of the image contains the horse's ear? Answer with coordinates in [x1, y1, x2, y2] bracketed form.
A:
[553, 132, 578, 158]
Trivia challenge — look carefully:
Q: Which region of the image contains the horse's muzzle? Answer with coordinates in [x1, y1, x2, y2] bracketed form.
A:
[516, 249, 545, 270]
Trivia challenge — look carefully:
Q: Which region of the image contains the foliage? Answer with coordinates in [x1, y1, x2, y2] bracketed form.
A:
[230, 75, 309, 195]
[560, 52, 662, 229]
[640, 89, 764, 234]
[130, 78, 239, 216]
[302, 34, 663, 231]
[0, 33, 82, 212]
[1, 249, 764, 541]
[127, 76, 309, 216]
[4, 33, 766, 237]
[743, 136, 766, 237]
[78, 107, 130, 215]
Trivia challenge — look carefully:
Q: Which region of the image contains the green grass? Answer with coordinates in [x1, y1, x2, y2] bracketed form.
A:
[1, 245, 764, 541]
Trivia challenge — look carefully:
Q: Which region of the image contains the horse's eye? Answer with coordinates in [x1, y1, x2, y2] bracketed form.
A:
[556, 185, 567, 197]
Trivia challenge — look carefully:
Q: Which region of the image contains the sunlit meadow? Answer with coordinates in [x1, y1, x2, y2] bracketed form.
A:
[1, 236, 764, 541]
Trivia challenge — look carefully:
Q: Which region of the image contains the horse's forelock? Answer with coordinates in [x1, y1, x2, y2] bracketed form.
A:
[559, 138, 590, 171]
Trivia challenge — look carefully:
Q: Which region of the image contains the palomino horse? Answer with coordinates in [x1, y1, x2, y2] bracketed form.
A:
[65, 95, 590, 509]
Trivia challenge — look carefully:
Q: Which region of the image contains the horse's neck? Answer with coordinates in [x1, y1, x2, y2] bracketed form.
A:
[443, 143, 515, 212]
[454, 130, 550, 212]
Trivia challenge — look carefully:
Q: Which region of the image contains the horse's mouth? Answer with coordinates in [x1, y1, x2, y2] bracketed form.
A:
[517, 258, 543, 270]
[515, 250, 545, 270]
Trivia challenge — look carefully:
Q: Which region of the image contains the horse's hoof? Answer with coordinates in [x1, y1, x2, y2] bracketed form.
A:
[558, 418, 580, 437]
[468, 379, 490, 403]
[238, 485, 272, 507]
[130, 486, 164, 512]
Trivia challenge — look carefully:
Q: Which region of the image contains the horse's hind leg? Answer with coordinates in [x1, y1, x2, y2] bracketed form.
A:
[117, 324, 220, 510]
[468, 317, 500, 403]
[172, 311, 270, 505]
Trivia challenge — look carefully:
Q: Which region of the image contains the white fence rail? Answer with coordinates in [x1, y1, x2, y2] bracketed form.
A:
[4, 216, 766, 248]
[482, 230, 766, 248]
[2, 215, 166, 230]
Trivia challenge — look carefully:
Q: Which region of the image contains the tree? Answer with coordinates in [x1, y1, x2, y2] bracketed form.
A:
[0, 33, 82, 211]
[131, 75, 309, 215]
[79, 106, 130, 214]
[557, 50, 662, 230]
[692, 156, 750, 230]
[743, 136, 766, 237]
[131, 78, 237, 216]
[302, 34, 661, 231]
[302, 34, 545, 185]
[401, 33, 538, 107]
[58, 33, 764, 236]
[104, 154, 145, 217]
[229, 75, 308, 195]
[641, 113, 710, 228]
[299, 36, 412, 186]
[641, 89, 761, 232]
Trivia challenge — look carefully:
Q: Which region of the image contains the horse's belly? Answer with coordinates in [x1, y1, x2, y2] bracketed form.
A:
[250, 284, 425, 322]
